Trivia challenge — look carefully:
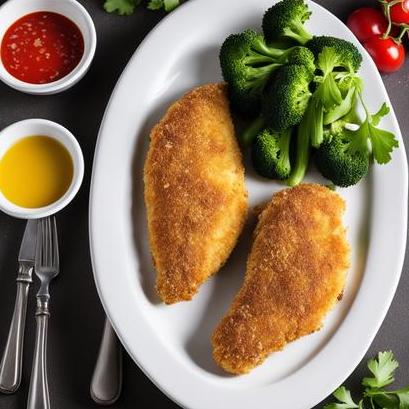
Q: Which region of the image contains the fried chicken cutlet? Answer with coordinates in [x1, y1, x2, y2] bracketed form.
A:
[212, 184, 350, 374]
[144, 83, 248, 304]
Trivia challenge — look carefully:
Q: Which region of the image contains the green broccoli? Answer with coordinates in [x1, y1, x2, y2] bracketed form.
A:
[262, 0, 313, 45]
[307, 35, 362, 72]
[220, 30, 316, 115]
[252, 128, 292, 179]
[287, 46, 316, 73]
[220, 30, 285, 115]
[315, 102, 399, 187]
[315, 132, 369, 187]
[263, 64, 313, 132]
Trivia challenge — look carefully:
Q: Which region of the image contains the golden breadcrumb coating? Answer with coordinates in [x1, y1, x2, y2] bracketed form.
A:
[144, 83, 248, 304]
[212, 184, 350, 374]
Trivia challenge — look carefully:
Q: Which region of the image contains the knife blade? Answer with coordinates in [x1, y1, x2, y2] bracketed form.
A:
[0, 219, 38, 393]
[18, 220, 37, 264]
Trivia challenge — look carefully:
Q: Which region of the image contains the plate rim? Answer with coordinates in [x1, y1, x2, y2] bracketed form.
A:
[89, 1, 409, 408]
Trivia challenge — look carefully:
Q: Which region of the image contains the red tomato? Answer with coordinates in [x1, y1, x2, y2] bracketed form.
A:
[347, 7, 388, 42]
[387, 0, 409, 25]
[364, 36, 405, 72]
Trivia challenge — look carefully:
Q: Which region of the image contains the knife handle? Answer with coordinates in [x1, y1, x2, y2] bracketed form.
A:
[0, 265, 32, 394]
[27, 297, 50, 409]
[90, 318, 123, 405]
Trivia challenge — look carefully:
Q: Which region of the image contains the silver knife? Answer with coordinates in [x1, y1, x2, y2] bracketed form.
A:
[0, 220, 37, 394]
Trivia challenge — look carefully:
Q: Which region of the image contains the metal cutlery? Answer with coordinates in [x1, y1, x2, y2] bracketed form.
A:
[90, 318, 123, 405]
[27, 217, 59, 409]
[0, 220, 37, 394]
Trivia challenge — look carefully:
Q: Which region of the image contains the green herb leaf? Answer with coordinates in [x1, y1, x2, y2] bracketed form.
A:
[147, 0, 180, 11]
[164, 0, 180, 11]
[397, 388, 409, 409]
[324, 386, 360, 409]
[325, 351, 409, 409]
[344, 102, 399, 165]
[103, 0, 141, 15]
[371, 103, 390, 126]
[370, 126, 399, 165]
[147, 0, 163, 10]
[363, 351, 399, 389]
[370, 392, 399, 409]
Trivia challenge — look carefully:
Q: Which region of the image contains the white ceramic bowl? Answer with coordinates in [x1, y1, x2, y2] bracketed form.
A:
[0, 119, 84, 219]
[0, 0, 97, 95]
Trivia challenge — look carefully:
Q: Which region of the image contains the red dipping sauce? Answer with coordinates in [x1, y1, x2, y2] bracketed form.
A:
[1, 11, 84, 84]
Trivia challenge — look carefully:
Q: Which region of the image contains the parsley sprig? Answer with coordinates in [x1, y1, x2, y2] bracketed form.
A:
[103, 0, 180, 15]
[325, 351, 409, 409]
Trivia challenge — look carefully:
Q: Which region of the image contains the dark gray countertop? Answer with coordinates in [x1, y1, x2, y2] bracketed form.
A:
[0, 0, 408, 408]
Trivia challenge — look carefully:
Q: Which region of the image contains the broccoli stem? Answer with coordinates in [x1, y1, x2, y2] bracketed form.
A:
[324, 86, 356, 125]
[310, 98, 324, 148]
[287, 108, 310, 186]
[245, 54, 277, 65]
[245, 64, 282, 90]
[252, 39, 289, 59]
[278, 128, 292, 171]
[239, 116, 265, 147]
[284, 21, 313, 45]
[246, 64, 282, 80]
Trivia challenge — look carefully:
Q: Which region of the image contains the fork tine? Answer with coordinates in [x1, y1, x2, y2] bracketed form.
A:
[42, 218, 47, 266]
[42, 218, 48, 267]
[34, 216, 59, 278]
[35, 219, 43, 271]
[51, 217, 59, 270]
[46, 217, 52, 267]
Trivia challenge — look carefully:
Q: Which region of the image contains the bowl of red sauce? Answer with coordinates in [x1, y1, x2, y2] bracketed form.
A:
[0, 0, 96, 94]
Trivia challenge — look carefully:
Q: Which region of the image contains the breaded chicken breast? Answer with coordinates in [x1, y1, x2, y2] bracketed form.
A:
[144, 83, 248, 304]
[212, 184, 350, 374]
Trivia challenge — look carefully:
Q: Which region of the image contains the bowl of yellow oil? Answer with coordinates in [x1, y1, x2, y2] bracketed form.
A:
[0, 119, 84, 218]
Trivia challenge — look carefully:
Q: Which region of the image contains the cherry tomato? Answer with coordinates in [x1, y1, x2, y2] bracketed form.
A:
[364, 36, 405, 72]
[347, 7, 388, 42]
[386, 0, 409, 25]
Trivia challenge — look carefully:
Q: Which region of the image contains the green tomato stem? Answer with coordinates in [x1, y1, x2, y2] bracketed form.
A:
[379, 0, 403, 40]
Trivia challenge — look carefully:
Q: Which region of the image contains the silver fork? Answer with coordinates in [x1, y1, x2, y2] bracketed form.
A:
[27, 217, 59, 409]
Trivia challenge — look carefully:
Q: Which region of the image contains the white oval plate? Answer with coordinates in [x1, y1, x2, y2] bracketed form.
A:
[89, 1, 408, 408]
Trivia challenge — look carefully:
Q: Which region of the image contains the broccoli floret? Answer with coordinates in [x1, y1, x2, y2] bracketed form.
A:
[287, 46, 316, 73]
[252, 128, 292, 179]
[263, 64, 313, 131]
[220, 29, 297, 115]
[307, 36, 362, 72]
[262, 0, 313, 45]
[315, 101, 399, 186]
[315, 132, 369, 187]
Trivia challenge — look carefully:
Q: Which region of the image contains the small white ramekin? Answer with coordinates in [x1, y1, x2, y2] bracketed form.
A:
[0, 0, 97, 95]
[0, 119, 84, 219]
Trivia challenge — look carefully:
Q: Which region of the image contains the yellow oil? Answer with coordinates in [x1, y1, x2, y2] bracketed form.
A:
[0, 135, 73, 208]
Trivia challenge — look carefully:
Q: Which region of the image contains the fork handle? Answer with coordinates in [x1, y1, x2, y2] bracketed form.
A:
[27, 298, 50, 409]
[0, 265, 32, 394]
